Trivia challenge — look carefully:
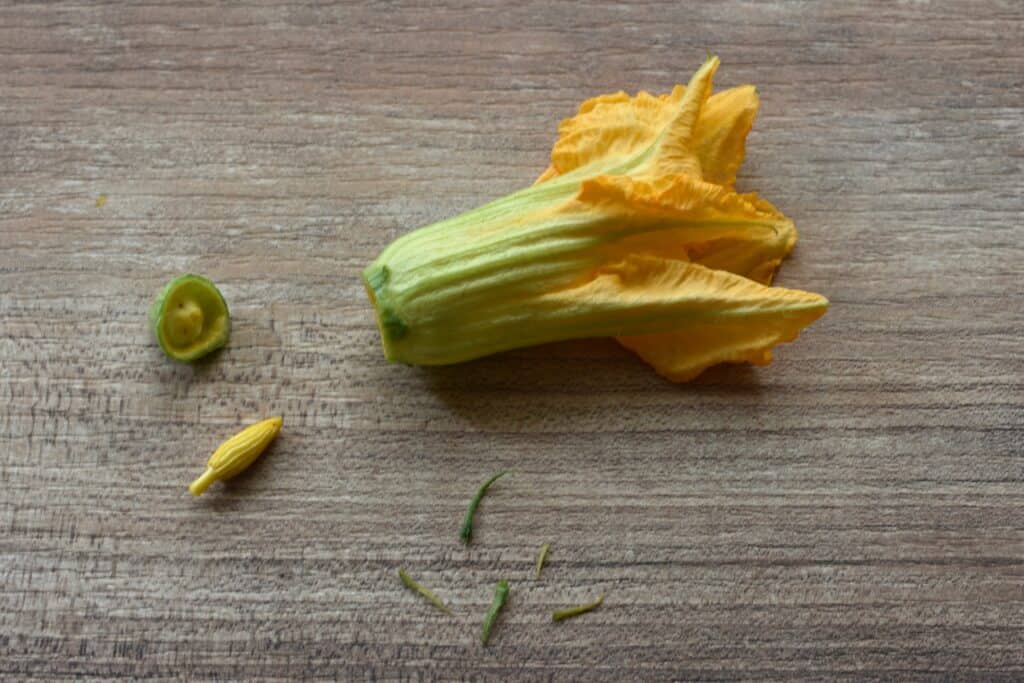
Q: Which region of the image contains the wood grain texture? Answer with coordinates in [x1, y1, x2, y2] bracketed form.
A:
[2, 1, 1022, 680]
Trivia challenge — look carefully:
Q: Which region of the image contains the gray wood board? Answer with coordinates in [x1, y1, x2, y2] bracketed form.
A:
[2, 1, 1022, 679]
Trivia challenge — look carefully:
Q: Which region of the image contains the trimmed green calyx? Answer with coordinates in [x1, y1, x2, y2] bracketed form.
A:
[149, 274, 230, 362]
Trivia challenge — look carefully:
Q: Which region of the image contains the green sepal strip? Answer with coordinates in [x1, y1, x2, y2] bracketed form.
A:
[459, 470, 510, 545]
[398, 568, 454, 616]
[552, 594, 605, 621]
[535, 543, 550, 580]
[480, 579, 510, 645]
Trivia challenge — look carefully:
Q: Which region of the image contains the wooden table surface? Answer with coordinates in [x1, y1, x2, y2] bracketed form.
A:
[2, 1, 1022, 680]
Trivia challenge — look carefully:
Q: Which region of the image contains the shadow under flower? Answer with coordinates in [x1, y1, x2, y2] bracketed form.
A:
[415, 338, 768, 433]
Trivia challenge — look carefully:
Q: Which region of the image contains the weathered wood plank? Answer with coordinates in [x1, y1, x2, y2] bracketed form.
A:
[1, 1, 1022, 679]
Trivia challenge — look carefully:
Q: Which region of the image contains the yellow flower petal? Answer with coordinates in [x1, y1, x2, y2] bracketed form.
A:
[536, 65, 758, 189]
[534, 164, 559, 184]
[574, 173, 794, 277]
[542, 57, 718, 183]
[540, 89, 679, 183]
[645, 56, 719, 179]
[599, 258, 827, 382]
[530, 254, 826, 381]
[694, 84, 759, 189]
[535, 75, 789, 284]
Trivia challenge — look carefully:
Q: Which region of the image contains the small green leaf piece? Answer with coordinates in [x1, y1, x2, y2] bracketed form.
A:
[535, 543, 550, 580]
[398, 568, 453, 616]
[552, 594, 605, 622]
[459, 470, 510, 545]
[481, 579, 510, 645]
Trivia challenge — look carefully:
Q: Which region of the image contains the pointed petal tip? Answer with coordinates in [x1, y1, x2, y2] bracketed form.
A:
[802, 290, 830, 310]
[698, 54, 721, 75]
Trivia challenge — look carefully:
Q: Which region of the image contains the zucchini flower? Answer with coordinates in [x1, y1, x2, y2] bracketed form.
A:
[363, 57, 827, 381]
